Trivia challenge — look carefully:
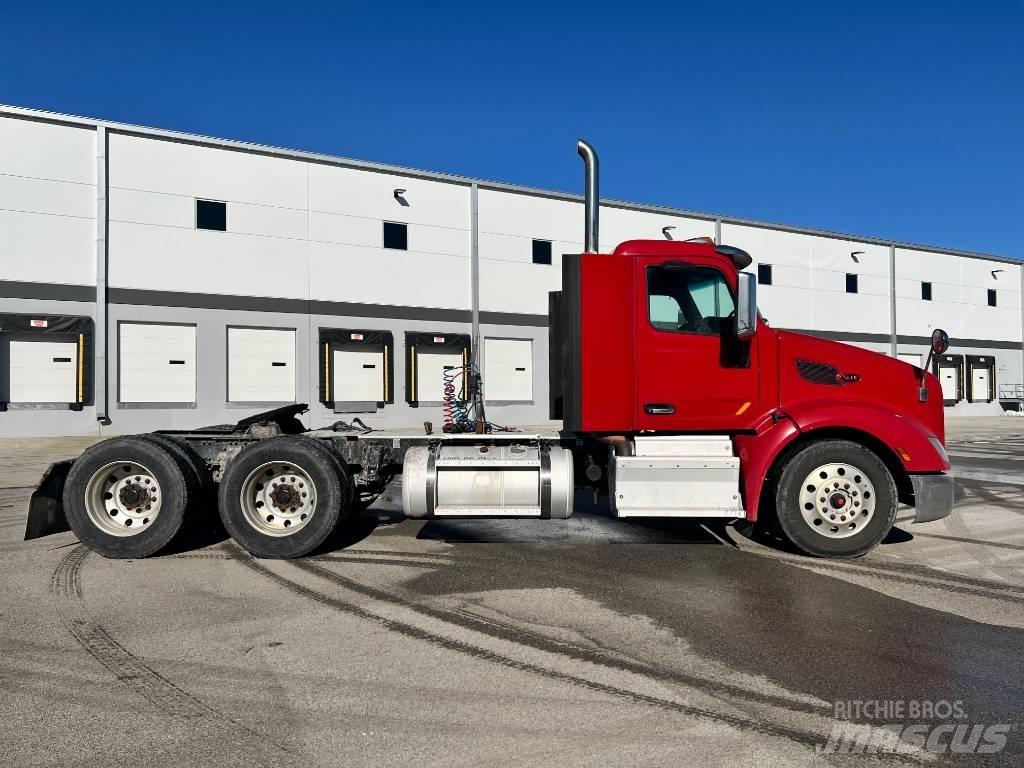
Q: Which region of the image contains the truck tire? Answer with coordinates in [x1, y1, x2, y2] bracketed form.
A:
[774, 439, 897, 558]
[137, 433, 213, 515]
[217, 435, 352, 559]
[63, 437, 193, 559]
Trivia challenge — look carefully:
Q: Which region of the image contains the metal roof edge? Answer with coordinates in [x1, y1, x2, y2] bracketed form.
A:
[1, 102, 1019, 266]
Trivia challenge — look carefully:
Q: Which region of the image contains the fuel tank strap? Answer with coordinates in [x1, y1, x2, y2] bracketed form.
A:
[539, 446, 552, 519]
[425, 445, 437, 517]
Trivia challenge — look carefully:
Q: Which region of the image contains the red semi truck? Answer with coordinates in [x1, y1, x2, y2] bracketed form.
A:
[25, 141, 954, 560]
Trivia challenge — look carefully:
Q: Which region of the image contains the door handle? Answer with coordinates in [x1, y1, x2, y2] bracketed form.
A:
[645, 403, 675, 415]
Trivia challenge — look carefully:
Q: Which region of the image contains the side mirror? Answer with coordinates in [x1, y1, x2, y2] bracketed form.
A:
[919, 328, 950, 402]
[736, 272, 757, 339]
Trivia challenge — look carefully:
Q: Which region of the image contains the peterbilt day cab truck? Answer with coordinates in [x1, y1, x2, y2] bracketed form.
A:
[25, 141, 954, 560]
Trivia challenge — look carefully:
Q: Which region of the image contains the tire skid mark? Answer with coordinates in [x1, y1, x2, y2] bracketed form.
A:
[826, 556, 1024, 597]
[222, 545, 847, 752]
[913, 532, 1024, 553]
[773, 557, 1024, 605]
[51, 545, 295, 764]
[293, 558, 833, 718]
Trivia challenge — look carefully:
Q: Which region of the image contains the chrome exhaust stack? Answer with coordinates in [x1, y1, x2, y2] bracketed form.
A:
[577, 139, 599, 253]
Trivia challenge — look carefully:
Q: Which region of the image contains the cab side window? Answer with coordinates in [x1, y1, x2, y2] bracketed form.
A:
[647, 265, 735, 335]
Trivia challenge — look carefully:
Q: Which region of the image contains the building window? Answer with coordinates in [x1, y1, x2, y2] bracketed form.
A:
[532, 239, 552, 265]
[196, 199, 226, 231]
[988, 289, 997, 307]
[846, 273, 858, 294]
[757, 263, 773, 285]
[921, 282, 932, 301]
[383, 221, 408, 250]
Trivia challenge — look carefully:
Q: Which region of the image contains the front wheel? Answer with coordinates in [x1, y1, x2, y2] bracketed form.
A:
[774, 439, 897, 558]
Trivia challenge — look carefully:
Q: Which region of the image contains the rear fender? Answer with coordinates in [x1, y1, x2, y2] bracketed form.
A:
[24, 460, 73, 540]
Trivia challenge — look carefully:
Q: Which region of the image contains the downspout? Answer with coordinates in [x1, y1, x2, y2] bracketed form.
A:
[889, 244, 897, 359]
[95, 126, 110, 426]
[470, 182, 480, 359]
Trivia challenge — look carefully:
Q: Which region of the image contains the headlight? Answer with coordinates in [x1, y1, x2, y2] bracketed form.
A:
[928, 436, 949, 464]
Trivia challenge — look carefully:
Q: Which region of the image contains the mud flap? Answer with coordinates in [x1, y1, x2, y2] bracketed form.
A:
[24, 460, 74, 540]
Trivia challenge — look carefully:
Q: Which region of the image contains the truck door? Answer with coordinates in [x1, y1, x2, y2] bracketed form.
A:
[634, 259, 759, 431]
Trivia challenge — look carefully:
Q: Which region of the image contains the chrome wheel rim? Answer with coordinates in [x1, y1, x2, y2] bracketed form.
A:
[798, 463, 876, 539]
[239, 461, 316, 537]
[85, 461, 162, 537]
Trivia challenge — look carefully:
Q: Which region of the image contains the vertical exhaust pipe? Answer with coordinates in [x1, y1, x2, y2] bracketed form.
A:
[577, 139, 599, 253]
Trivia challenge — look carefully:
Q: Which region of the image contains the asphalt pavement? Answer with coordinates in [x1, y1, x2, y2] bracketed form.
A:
[1, 420, 1022, 767]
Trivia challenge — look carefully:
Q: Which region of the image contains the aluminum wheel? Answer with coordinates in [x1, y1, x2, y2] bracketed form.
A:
[239, 461, 317, 537]
[798, 462, 876, 539]
[84, 461, 163, 537]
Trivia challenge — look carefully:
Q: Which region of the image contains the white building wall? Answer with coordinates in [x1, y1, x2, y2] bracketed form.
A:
[1, 107, 1023, 436]
[0, 118, 96, 287]
[108, 133, 309, 298]
[308, 164, 471, 310]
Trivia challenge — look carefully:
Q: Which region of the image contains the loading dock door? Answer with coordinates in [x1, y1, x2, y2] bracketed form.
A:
[228, 328, 296, 403]
[939, 368, 958, 403]
[484, 338, 533, 401]
[932, 354, 963, 406]
[897, 353, 922, 368]
[971, 368, 991, 403]
[417, 349, 465, 402]
[967, 355, 995, 403]
[8, 340, 78, 403]
[119, 323, 196, 403]
[332, 345, 385, 403]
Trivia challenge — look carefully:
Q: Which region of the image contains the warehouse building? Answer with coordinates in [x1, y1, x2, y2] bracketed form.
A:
[1, 104, 1022, 438]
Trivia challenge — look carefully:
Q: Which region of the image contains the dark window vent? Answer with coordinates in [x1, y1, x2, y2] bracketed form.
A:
[796, 359, 840, 386]
[196, 199, 227, 231]
[383, 221, 408, 250]
[532, 239, 552, 265]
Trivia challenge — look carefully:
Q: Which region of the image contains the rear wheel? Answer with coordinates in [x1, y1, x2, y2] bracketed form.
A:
[64, 437, 192, 558]
[774, 439, 897, 558]
[218, 436, 352, 558]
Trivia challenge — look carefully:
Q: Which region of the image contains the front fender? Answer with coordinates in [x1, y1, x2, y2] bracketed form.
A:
[735, 400, 949, 523]
[786, 398, 949, 473]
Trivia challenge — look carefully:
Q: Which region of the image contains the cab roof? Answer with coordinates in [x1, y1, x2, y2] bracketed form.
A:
[611, 239, 753, 270]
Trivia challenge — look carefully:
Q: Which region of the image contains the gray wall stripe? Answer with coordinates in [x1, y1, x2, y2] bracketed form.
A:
[0, 281, 95, 303]
[3, 280, 1014, 346]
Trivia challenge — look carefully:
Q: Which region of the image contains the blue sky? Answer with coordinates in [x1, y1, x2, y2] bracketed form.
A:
[1, 1, 1020, 257]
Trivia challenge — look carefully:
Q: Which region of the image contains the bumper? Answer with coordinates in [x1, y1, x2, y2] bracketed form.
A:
[910, 473, 954, 523]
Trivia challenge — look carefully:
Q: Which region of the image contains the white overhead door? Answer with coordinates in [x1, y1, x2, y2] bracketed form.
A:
[332, 345, 385, 402]
[938, 367, 958, 402]
[119, 323, 196, 403]
[228, 327, 295, 403]
[484, 338, 533, 401]
[8, 340, 78, 403]
[417, 349, 464, 402]
[970, 368, 991, 402]
[897, 353, 922, 368]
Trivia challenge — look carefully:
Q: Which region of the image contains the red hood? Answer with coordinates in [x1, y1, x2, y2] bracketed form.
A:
[774, 330, 945, 444]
